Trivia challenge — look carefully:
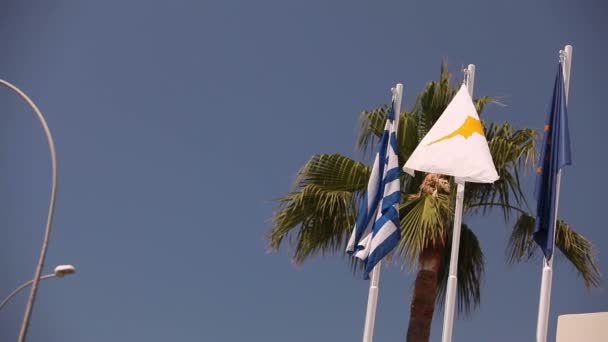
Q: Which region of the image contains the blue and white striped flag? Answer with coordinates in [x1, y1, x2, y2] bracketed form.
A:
[346, 100, 401, 279]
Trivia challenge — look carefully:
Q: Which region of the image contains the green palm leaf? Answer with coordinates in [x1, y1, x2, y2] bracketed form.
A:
[271, 184, 356, 263]
[474, 95, 496, 114]
[357, 107, 419, 166]
[357, 105, 390, 151]
[268, 154, 369, 263]
[414, 63, 456, 137]
[506, 213, 601, 288]
[296, 154, 370, 191]
[437, 224, 484, 315]
[398, 192, 452, 268]
[466, 123, 537, 220]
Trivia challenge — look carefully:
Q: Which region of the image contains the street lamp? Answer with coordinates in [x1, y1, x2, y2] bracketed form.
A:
[0, 79, 58, 342]
[0, 265, 76, 311]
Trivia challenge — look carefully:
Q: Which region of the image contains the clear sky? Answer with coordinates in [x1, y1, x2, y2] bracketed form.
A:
[0, 1, 606, 341]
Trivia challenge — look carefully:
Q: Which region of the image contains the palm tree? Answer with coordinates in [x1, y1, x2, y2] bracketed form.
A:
[267, 65, 600, 342]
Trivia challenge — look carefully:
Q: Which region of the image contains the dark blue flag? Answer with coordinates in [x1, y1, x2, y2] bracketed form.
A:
[533, 63, 572, 260]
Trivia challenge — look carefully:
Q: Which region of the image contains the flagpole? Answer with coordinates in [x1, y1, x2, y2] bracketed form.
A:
[535, 44, 572, 342]
[440, 64, 475, 342]
[362, 263, 381, 342]
[361, 83, 403, 342]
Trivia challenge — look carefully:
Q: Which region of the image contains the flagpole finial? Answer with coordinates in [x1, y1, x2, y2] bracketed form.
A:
[462, 67, 469, 86]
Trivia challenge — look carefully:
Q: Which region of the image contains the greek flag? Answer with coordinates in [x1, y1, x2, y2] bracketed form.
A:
[346, 100, 401, 279]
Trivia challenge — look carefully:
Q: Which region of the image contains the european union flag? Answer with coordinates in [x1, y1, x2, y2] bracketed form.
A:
[533, 63, 572, 260]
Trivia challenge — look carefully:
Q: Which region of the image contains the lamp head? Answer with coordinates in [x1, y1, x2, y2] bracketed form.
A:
[54, 265, 76, 277]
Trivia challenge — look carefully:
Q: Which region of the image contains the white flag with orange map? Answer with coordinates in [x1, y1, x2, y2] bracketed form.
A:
[403, 84, 499, 183]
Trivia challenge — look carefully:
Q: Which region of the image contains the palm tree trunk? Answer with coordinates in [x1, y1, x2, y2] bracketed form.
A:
[406, 244, 444, 342]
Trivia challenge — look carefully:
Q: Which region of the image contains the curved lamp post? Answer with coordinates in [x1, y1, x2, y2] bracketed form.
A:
[0, 265, 76, 311]
[0, 79, 58, 342]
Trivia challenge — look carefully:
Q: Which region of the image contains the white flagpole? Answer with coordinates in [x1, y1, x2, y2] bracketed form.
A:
[441, 64, 475, 342]
[535, 44, 572, 342]
[362, 263, 381, 342]
[362, 83, 403, 342]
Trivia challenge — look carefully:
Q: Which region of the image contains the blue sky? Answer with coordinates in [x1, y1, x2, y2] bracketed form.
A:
[0, 1, 606, 341]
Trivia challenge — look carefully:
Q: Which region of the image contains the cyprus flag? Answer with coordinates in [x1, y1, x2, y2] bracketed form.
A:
[403, 84, 499, 183]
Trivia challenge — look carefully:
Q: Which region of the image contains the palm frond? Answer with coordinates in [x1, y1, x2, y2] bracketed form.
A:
[436, 224, 484, 316]
[397, 112, 420, 165]
[505, 213, 538, 262]
[271, 185, 356, 263]
[506, 213, 601, 288]
[474, 96, 499, 115]
[465, 123, 537, 220]
[555, 220, 601, 287]
[357, 105, 390, 152]
[268, 154, 369, 263]
[398, 192, 452, 268]
[414, 63, 456, 137]
[357, 107, 419, 165]
[297, 154, 370, 192]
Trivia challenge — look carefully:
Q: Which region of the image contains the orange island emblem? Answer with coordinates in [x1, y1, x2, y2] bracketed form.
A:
[428, 116, 485, 145]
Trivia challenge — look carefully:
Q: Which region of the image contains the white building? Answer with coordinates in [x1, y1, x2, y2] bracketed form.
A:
[556, 312, 608, 342]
